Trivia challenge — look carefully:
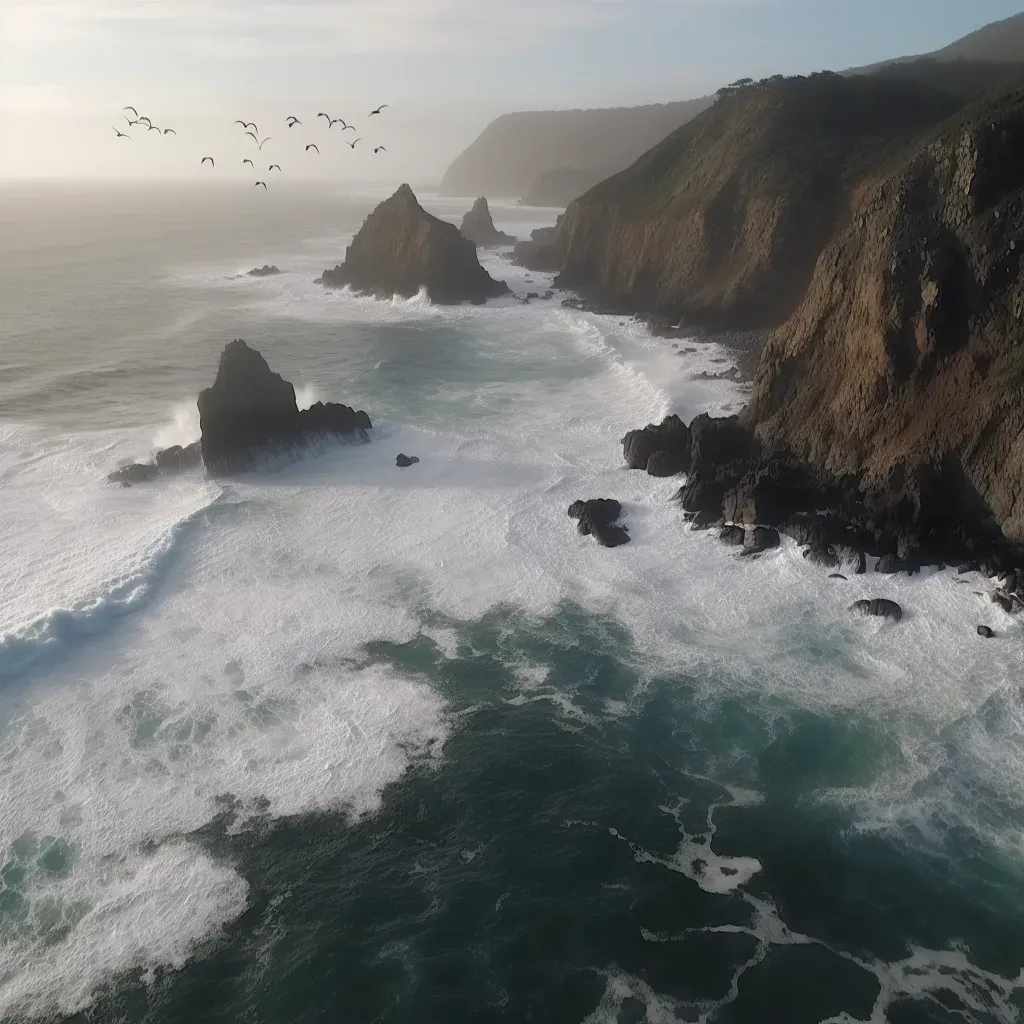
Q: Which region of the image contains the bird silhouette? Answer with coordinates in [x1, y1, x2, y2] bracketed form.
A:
[369, 104, 389, 116]
[243, 158, 254, 167]
[125, 116, 139, 127]
[147, 124, 161, 132]
[201, 156, 214, 167]
[257, 137, 272, 150]
[317, 112, 331, 121]
[374, 145, 386, 154]
[123, 106, 139, 117]
[233, 119, 247, 127]
[138, 116, 151, 126]
[340, 124, 356, 132]
[162, 127, 176, 135]
[244, 131, 258, 143]
[243, 122, 257, 132]
[254, 181, 267, 190]
[268, 164, 281, 172]
[111, 126, 130, 138]
[345, 138, 361, 149]
[329, 118, 345, 128]
[305, 144, 319, 153]
[286, 116, 301, 126]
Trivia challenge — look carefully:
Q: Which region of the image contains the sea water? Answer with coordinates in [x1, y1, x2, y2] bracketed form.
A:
[1, 181, 1023, 1023]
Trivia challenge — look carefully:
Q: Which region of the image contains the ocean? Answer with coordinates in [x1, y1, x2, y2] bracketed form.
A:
[1, 181, 1023, 1024]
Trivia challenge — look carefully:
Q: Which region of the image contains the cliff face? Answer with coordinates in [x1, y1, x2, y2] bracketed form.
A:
[440, 97, 713, 199]
[319, 185, 508, 305]
[554, 74, 962, 328]
[745, 82, 1024, 542]
[521, 167, 609, 208]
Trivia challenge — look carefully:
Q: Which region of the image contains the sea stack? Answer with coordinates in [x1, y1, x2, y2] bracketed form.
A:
[317, 184, 510, 304]
[197, 339, 371, 475]
[459, 197, 516, 247]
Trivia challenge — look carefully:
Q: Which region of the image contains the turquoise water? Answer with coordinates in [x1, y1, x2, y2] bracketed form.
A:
[0, 183, 1023, 1023]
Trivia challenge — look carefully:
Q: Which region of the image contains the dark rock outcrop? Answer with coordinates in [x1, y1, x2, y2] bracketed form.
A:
[977, 624, 996, 638]
[396, 454, 420, 468]
[460, 198, 516, 247]
[197, 339, 371, 475]
[108, 462, 160, 485]
[155, 443, 203, 472]
[622, 415, 692, 474]
[568, 499, 630, 547]
[248, 265, 281, 277]
[851, 598, 904, 622]
[107, 441, 202, 485]
[318, 185, 509, 304]
[743, 525, 780, 555]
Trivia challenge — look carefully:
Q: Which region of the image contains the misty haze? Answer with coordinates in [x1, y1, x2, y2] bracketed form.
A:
[2, 2, 1024, 1022]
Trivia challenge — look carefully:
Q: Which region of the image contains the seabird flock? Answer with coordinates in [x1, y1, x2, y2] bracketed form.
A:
[112, 104, 390, 188]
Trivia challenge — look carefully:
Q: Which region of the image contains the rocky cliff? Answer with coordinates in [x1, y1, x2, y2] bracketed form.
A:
[521, 168, 609, 208]
[459, 197, 516, 247]
[743, 80, 1024, 545]
[198, 339, 371, 475]
[553, 73, 962, 328]
[318, 185, 509, 305]
[440, 97, 713, 199]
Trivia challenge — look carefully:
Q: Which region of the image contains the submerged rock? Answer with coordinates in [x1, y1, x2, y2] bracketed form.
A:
[568, 498, 630, 547]
[460, 197, 516, 247]
[850, 598, 903, 622]
[396, 453, 420, 468]
[317, 184, 509, 305]
[197, 339, 371, 475]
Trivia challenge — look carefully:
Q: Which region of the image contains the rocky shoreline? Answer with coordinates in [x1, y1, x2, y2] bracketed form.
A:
[618, 410, 1024, 621]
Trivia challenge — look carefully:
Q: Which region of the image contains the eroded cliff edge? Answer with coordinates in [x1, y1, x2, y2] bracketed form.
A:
[744, 81, 1024, 545]
[548, 73, 962, 329]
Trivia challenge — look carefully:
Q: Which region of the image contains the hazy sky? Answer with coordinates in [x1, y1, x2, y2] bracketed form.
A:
[2, 0, 1021, 181]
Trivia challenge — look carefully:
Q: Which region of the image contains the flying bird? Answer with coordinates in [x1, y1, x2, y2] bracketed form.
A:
[368, 104, 389, 116]
[125, 116, 139, 127]
[111, 126, 130, 138]
[305, 144, 319, 153]
[243, 158, 254, 167]
[340, 124, 356, 132]
[244, 131, 258, 143]
[374, 146, 386, 154]
[162, 127, 176, 135]
[257, 137, 272, 150]
[138, 116, 151, 126]
[317, 112, 331, 121]
[201, 156, 214, 167]
[329, 118, 346, 128]
[269, 164, 281, 172]
[147, 124, 161, 131]
[254, 181, 267, 190]
[345, 138, 361, 149]
[123, 106, 139, 117]
[286, 116, 301, 126]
